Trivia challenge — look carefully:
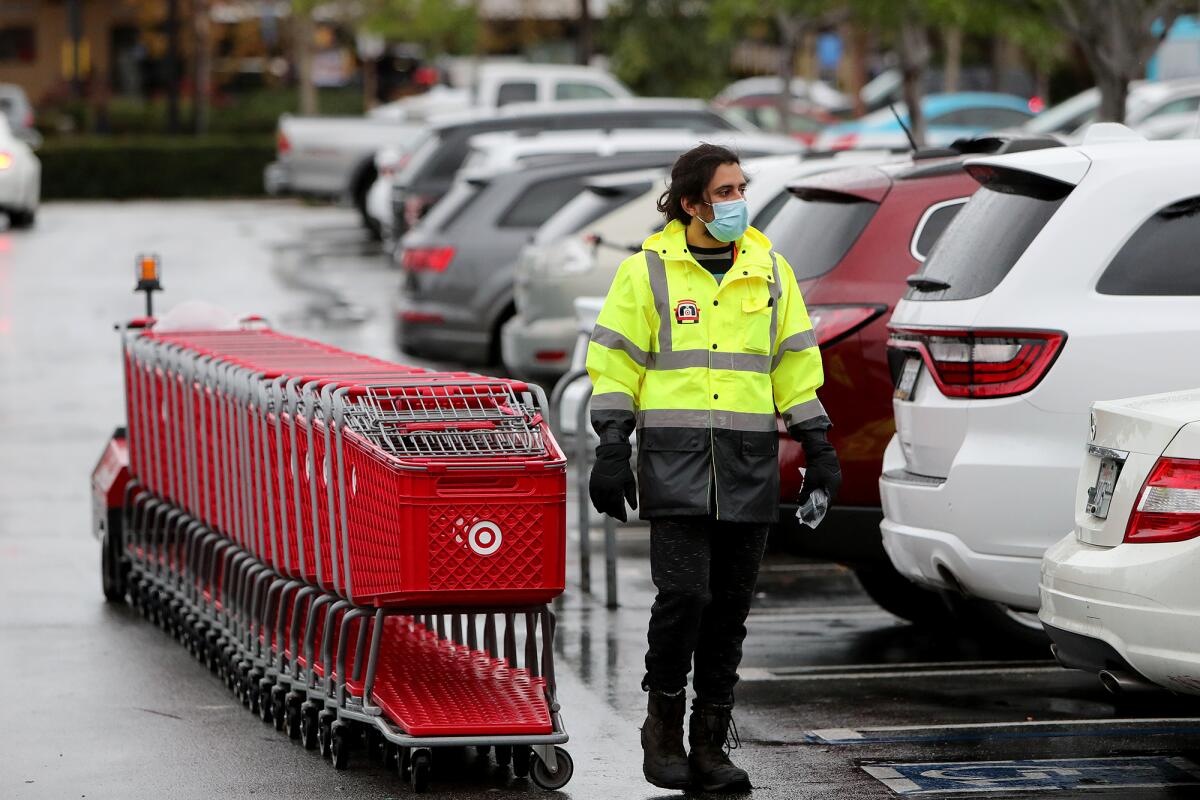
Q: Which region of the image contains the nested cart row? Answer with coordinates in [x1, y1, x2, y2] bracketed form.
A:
[93, 320, 573, 792]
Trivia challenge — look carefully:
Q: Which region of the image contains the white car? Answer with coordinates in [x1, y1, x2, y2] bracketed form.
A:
[1041, 388, 1200, 696]
[879, 125, 1200, 638]
[0, 114, 39, 228]
[1021, 78, 1200, 141]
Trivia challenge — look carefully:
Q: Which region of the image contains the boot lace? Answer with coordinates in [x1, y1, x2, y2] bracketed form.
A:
[723, 714, 742, 754]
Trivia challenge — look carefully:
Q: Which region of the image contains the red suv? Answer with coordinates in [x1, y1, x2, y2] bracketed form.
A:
[761, 136, 1061, 624]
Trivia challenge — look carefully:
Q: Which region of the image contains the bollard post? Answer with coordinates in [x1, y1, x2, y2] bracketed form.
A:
[574, 384, 594, 595]
[604, 513, 618, 609]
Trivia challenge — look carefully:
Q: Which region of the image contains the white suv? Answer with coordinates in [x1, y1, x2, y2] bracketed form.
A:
[879, 126, 1200, 634]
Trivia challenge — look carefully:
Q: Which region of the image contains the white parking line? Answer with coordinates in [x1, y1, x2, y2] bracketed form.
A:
[740, 659, 1059, 682]
[807, 717, 1200, 745]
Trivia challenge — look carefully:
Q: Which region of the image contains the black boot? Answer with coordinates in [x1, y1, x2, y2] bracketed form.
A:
[641, 690, 691, 790]
[688, 702, 750, 792]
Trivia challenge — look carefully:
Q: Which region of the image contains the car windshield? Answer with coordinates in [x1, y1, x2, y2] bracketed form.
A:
[765, 191, 879, 280]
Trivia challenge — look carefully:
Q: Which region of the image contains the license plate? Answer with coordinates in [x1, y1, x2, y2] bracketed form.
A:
[894, 357, 921, 401]
[1086, 457, 1121, 519]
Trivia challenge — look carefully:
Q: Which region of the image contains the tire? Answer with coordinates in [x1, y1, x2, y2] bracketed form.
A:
[530, 747, 573, 791]
[512, 745, 531, 778]
[300, 706, 319, 751]
[852, 564, 954, 626]
[100, 527, 126, 604]
[331, 722, 350, 770]
[8, 209, 34, 229]
[495, 745, 511, 766]
[410, 749, 431, 793]
[942, 593, 1050, 651]
[318, 711, 335, 758]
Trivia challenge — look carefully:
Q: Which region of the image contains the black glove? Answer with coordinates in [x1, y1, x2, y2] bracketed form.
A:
[789, 426, 842, 506]
[589, 442, 637, 522]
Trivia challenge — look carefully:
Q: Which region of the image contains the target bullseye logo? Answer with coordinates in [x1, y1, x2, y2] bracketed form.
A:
[467, 520, 503, 556]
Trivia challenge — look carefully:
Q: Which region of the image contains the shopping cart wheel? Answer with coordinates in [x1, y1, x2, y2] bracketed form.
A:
[318, 710, 335, 758]
[397, 746, 412, 781]
[410, 748, 432, 793]
[300, 703, 320, 751]
[330, 721, 351, 770]
[530, 747, 573, 791]
[512, 746, 531, 779]
[475, 745, 491, 759]
[271, 689, 287, 732]
[495, 745, 512, 766]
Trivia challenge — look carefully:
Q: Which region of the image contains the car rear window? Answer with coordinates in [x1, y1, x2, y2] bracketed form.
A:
[499, 175, 587, 228]
[536, 189, 634, 244]
[905, 166, 1072, 301]
[751, 189, 791, 230]
[424, 181, 485, 232]
[764, 189, 879, 280]
[1097, 196, 1200, 295]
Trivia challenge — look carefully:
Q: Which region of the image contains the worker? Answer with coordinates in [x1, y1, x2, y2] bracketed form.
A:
[585, 143, 841, 793]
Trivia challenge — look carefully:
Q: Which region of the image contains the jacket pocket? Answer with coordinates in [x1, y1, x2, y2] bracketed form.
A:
[741, 294, 772, 354]
[637, 427, 711, 516]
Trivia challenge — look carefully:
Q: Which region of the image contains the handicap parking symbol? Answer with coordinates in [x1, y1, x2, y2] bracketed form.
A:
[863, 756, 1200, 794]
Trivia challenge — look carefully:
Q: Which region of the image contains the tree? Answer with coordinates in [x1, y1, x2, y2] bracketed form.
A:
[605, 0, 733, 99]
[357, 0, 478, 57]
[1044, 0, 1186, 122]
[292, 0, 319, 115]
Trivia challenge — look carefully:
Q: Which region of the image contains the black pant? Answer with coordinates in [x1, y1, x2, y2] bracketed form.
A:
[643, 517, 769, 705]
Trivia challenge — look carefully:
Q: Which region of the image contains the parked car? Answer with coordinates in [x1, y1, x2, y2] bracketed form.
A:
[369, 62, 632, 120]
[265, 63, 633, 236]
[0, 114, 40, 228]
[713, 96, 839, 146]
[503, 150, 891, 380]
[389, 98, 754, 240]
[0, 84, 39, 148]
[1041, 388, 1200, 696]
[880, 126, 1200, 640]
[815, 93, 1037, 151]
[396, 131, 800, 365]
[760, 135, 1061, 624]
[1020, 78, 1200, 140]
[265, 115, 428, 237]
[715, 75, 852, 114]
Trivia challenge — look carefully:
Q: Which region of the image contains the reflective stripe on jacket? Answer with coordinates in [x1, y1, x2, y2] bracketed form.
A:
[585, 220, 825, 522]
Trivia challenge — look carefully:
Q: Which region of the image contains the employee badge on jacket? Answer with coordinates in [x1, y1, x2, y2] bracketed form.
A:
[674, 299, 700, 324]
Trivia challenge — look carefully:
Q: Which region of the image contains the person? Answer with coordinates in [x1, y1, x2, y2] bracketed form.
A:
[585, 143, 841, 792]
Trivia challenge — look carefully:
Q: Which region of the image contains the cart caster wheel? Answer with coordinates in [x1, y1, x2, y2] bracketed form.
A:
[318, 711, 335, 758]
[398, 746, 412, 781]
[410, 749, 432, 793]
[495, 745, 511, 766]
[300, 705, 319, 751]
[475, 745, 491, 759]
[530, 747, 573, 791]
[272, 697, 287, 731]
[382, 742, 397, 769]
[286, 703, 302, 740]
[330, 721, 351, 770]
[512, 746, 531, 779]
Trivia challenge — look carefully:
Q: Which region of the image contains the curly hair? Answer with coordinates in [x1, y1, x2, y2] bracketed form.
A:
[656, 143, 741, 225]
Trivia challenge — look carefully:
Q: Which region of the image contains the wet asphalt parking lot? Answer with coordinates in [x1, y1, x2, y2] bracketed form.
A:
[4, 200, 1200, 799]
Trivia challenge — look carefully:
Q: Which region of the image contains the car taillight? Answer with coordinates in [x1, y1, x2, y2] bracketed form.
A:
[401, 247, 455, 272]
[23, 110, 33, 128]
[1125, 458, 1200, 544]
[887, 327, 1065, 399]
[276, 130, 290, 156]
[808, 304, 885, 347]
[0, 152, 12, 170]
[829, 133, 859, 151]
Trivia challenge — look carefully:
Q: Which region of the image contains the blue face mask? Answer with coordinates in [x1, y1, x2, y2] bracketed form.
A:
[701, 198, 749, 242]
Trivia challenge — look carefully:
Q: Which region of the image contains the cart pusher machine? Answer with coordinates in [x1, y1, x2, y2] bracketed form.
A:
[94, 319, 572, 792]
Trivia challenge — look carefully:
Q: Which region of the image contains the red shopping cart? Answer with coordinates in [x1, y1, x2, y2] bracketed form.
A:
[93, 307, 573, 792]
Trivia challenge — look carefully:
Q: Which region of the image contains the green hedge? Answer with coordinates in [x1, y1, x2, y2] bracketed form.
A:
[40, 136, 275, 199]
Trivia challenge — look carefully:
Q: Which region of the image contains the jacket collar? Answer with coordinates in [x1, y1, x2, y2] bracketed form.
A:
[642, 219, 776, 283]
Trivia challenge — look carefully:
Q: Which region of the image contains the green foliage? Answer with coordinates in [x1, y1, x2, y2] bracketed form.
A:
[357, 0, 478, 56]
[39, 136, 275, 199]
[604, 0, 733, 99]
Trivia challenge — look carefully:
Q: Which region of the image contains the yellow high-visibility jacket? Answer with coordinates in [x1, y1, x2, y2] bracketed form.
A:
[586, 220, 827, 522]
